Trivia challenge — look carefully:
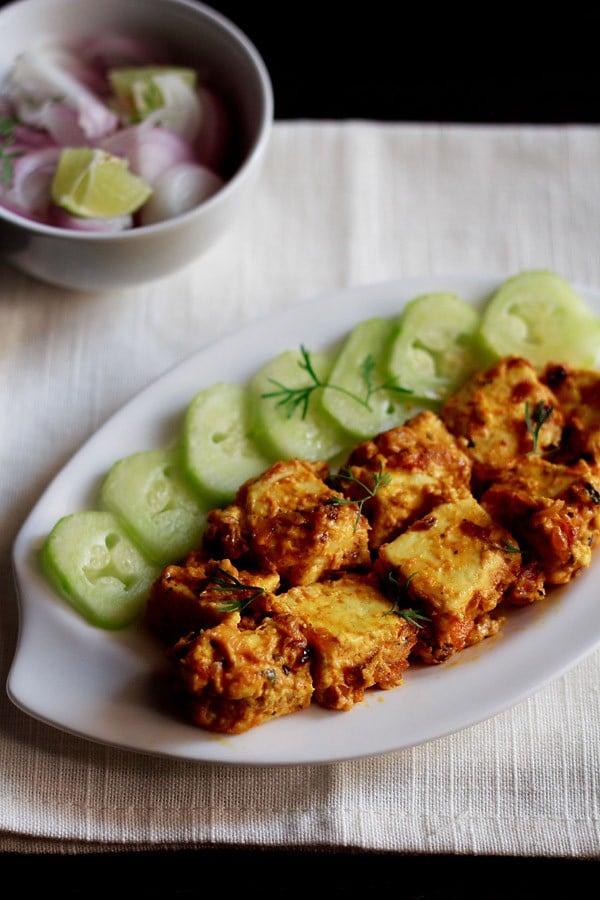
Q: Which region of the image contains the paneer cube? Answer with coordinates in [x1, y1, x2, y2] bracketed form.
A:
[375, 496, 521, 663]
[146, 556, 280, 646]
[339, 410, 473, 548]
[205, 458, 371, 587]
[481, 455, 600, 586]
[440, 356, 564, 487]
[274, 572, 418, 710]
[543, 362, 600, 466]
[170, 609, 313, 734]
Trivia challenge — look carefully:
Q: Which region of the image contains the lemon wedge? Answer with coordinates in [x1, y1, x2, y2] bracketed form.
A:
[109, 66, 197, 121]
[50, 147, 152, 219]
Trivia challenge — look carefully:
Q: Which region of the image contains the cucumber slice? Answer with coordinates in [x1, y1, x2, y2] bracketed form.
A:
[101, 446, 208, 565]
[321, 317, 428, 439]
[250, 348, 350, 461]
[478, 270, 600, 368]
[386, 292, 482, 401]
[42, 510, 160, 629]
[183, 381, 273, 505]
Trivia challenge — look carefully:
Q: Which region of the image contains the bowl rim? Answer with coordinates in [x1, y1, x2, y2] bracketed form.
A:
[0, 0, 274, 241]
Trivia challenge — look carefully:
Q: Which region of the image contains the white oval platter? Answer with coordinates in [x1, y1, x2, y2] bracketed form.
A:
[8, 274, 600, 765]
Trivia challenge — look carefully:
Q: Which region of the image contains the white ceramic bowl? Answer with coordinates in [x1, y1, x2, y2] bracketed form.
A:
[0, 0, 273, 291]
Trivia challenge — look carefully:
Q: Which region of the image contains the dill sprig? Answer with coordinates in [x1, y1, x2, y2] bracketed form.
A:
[261, 345, 410, 420]
[385, 570, 431, 629]
[0, 116, 23, 185]
[357, 353, 413, 404]
[488, 538, 520, 554]
[142, 81, 164, 115]
[208, 567, 265, 613]
[329, 462, 391, 530]
[525, 400, 553, 453]
[261, 346, 322, 419]
[585, 482, 600, 505]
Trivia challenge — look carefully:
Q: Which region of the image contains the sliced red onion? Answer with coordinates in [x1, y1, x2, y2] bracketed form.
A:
[48, 204, 133, 232]
[77, 34, 168, 76]
[139, 162, 224, 226]
[42, 41, 107, 95]
[0, 34, 233, 232]
[0, 199, 46, 223]
[101, 123, 194, 184]
[3, 146, 62, 216]
[12, 124, 58, 149]
[195, 86, 231, 172]
[37, 102, 92, 147]
[5, 45, 118, 140]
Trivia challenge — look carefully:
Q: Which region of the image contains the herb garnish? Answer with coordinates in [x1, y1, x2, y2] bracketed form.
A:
[141, 81, 164, 116]
[261, 345, 410, 420]
[488, 538, 520, 554]
[208, 567, 265, 613]
[524, 400, 553, 453]
[585, 482, 600, 505]
[329, 462, 391, 530]
[0, 116, 23, 185]
[385, 571, 431, 629]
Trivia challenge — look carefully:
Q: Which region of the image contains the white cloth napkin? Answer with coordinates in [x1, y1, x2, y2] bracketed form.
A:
[2, 122, 600, 857]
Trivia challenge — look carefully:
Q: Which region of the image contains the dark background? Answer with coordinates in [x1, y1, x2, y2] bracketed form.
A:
[211, 2, 600, 124]
[2, 0, 600, 893]
[1, 0, 598, 124]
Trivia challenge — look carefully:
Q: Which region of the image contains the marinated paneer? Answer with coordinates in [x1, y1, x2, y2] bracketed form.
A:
[440, 356, 564, 488]
[542, 363, 600, 465]
[146, 556, 280, 646]
[147, 351, 600, 733]
[204, 458, 371, 587]
[480, 455, 600, 587]
[339, 410, 473, 549]
[272, 572, 418, 710]
[375, 497, 522, 664]
[169, 609, 314, 734]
